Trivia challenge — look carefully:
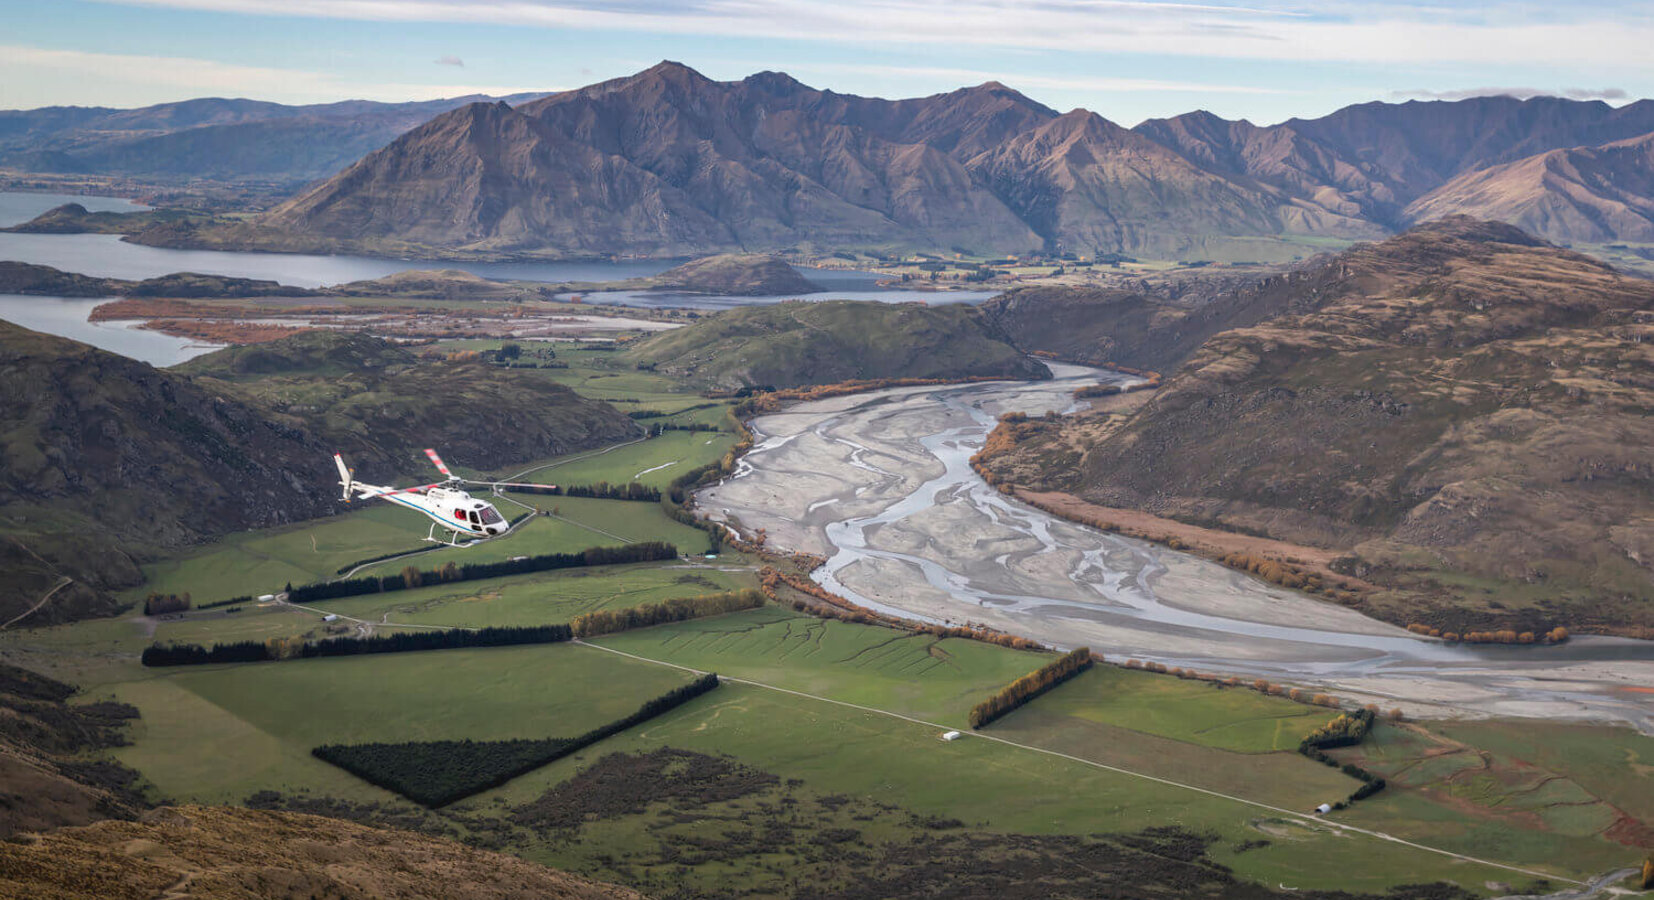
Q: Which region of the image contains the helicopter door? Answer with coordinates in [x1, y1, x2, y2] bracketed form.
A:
[468, 510, 482, 527]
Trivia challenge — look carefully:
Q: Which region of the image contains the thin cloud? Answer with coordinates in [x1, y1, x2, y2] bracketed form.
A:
[0, 45, 542, 108]
[435, 55, 465, 67]
[88, 0, 1654, 68]
[790, 63, 1298, 96]
[1393, 86, 1630, 101]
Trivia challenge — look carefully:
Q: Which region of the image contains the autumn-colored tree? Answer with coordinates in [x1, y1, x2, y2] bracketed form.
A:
[402, 565, 422, 590]
[969, 648, 1093, 729]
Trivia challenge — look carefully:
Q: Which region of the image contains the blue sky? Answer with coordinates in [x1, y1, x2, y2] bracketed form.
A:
[3, 0, 1650, 125]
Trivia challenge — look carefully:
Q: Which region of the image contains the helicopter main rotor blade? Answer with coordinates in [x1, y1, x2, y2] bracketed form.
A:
[424, 448, 453, 478]
[375, 481, 445, 498]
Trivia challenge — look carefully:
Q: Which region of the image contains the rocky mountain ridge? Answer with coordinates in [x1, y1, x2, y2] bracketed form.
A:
[163, 64, 1654, 257]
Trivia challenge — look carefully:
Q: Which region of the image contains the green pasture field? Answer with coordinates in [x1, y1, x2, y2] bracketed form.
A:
[110, 642, 695, 806]
[302, 563, 751, 629]
[127, 487, 716, 607]
[487, 680, 1524, 894]
[594, 608, 1359, 809]
[484, 429, 736, 491]
[1007, 664, 1330, 752]
[1435, 719, 1654, 824]
[591, 605, 1041, 724]
[1321, 719, 1653, 874]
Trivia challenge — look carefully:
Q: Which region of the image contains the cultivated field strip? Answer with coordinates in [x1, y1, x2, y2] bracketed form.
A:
[575, 638, 1581, 885]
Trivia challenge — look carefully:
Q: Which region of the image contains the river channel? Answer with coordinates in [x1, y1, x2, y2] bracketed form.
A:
[697, 363, 1654, 731]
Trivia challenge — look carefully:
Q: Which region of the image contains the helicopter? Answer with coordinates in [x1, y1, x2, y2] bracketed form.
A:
[333, 449, 554, 545]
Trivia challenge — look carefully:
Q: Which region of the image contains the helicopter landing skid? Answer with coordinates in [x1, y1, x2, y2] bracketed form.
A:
[424, 522, 477, 547]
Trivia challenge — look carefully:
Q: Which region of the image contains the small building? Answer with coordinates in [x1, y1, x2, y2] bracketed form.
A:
[322, 614, 340, 623]
[257, 594, 275, 603]
[1314, 803, 1333, 815]
[941, 731, 962, 742]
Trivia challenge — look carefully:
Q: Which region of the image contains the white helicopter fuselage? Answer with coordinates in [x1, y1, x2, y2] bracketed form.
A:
[334, 452, 508, 541]
[375, 485, 507, 538]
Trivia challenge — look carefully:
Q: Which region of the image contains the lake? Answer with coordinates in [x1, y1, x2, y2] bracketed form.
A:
[0, 190, 997, 363]
[0, 294, 222, 367]
[0, 191, 150, 225]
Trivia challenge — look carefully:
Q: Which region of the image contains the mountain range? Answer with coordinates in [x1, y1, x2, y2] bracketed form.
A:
[51, 62, 1645, 258]
[0, 93, 547, 189]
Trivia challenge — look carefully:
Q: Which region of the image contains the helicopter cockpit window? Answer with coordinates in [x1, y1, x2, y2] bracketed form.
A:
[467, 510, 481, 525]
[479, 507, 503, 525]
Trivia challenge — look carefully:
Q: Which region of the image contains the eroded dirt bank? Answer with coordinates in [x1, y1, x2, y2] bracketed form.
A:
[698, 364, 1654, 731]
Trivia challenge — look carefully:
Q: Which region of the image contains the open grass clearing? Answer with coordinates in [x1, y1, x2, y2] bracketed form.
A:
[126, 490, 714, 608]
[591, 605, 1044, 725]
[485, 429, 735, 490]
[306, 563, 751, 629]
[113, 643, 693, 805]
[1012, 663, 1332, 753]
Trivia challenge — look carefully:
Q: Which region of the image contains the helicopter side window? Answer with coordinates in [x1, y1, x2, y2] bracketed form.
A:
[453, 509, 467, 521]
[468, 510, 482, 525]
[479, 507, 503, 525]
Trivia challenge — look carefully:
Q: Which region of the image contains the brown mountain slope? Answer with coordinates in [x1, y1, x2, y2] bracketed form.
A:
[1133, 111, 1395, 233]
[0, 93, 550, 186]
[0, 805, 641, 900]
[0, 663, 146, 841]
[1135, 97, 1654, 234]
[261, 63, 1043, 257]
[1405, 132, 1654, 243]
[989, 218, 1654, 633]
[961, 110, 1291, 258]
[1284, 96, 1654, 205]
[242, 62, 1343, 259]
[979, 262, 1338, 371]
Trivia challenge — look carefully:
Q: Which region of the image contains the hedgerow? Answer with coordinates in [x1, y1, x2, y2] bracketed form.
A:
[141, 624, 573, 667]
[569, 590, 764, 637]
[969, 648, 1093, 729]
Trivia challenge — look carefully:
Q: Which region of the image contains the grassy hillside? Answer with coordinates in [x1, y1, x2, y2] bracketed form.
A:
[0, 327, 635, 625]
[989, 217, 1654, 634]
[179, 330, 639, 482]
[647, 253, 820, 295]
[619, 299, 1049, 389]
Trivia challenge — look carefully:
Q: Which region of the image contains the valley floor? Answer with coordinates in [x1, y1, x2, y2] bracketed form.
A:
[698, 366, 1654, 731]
